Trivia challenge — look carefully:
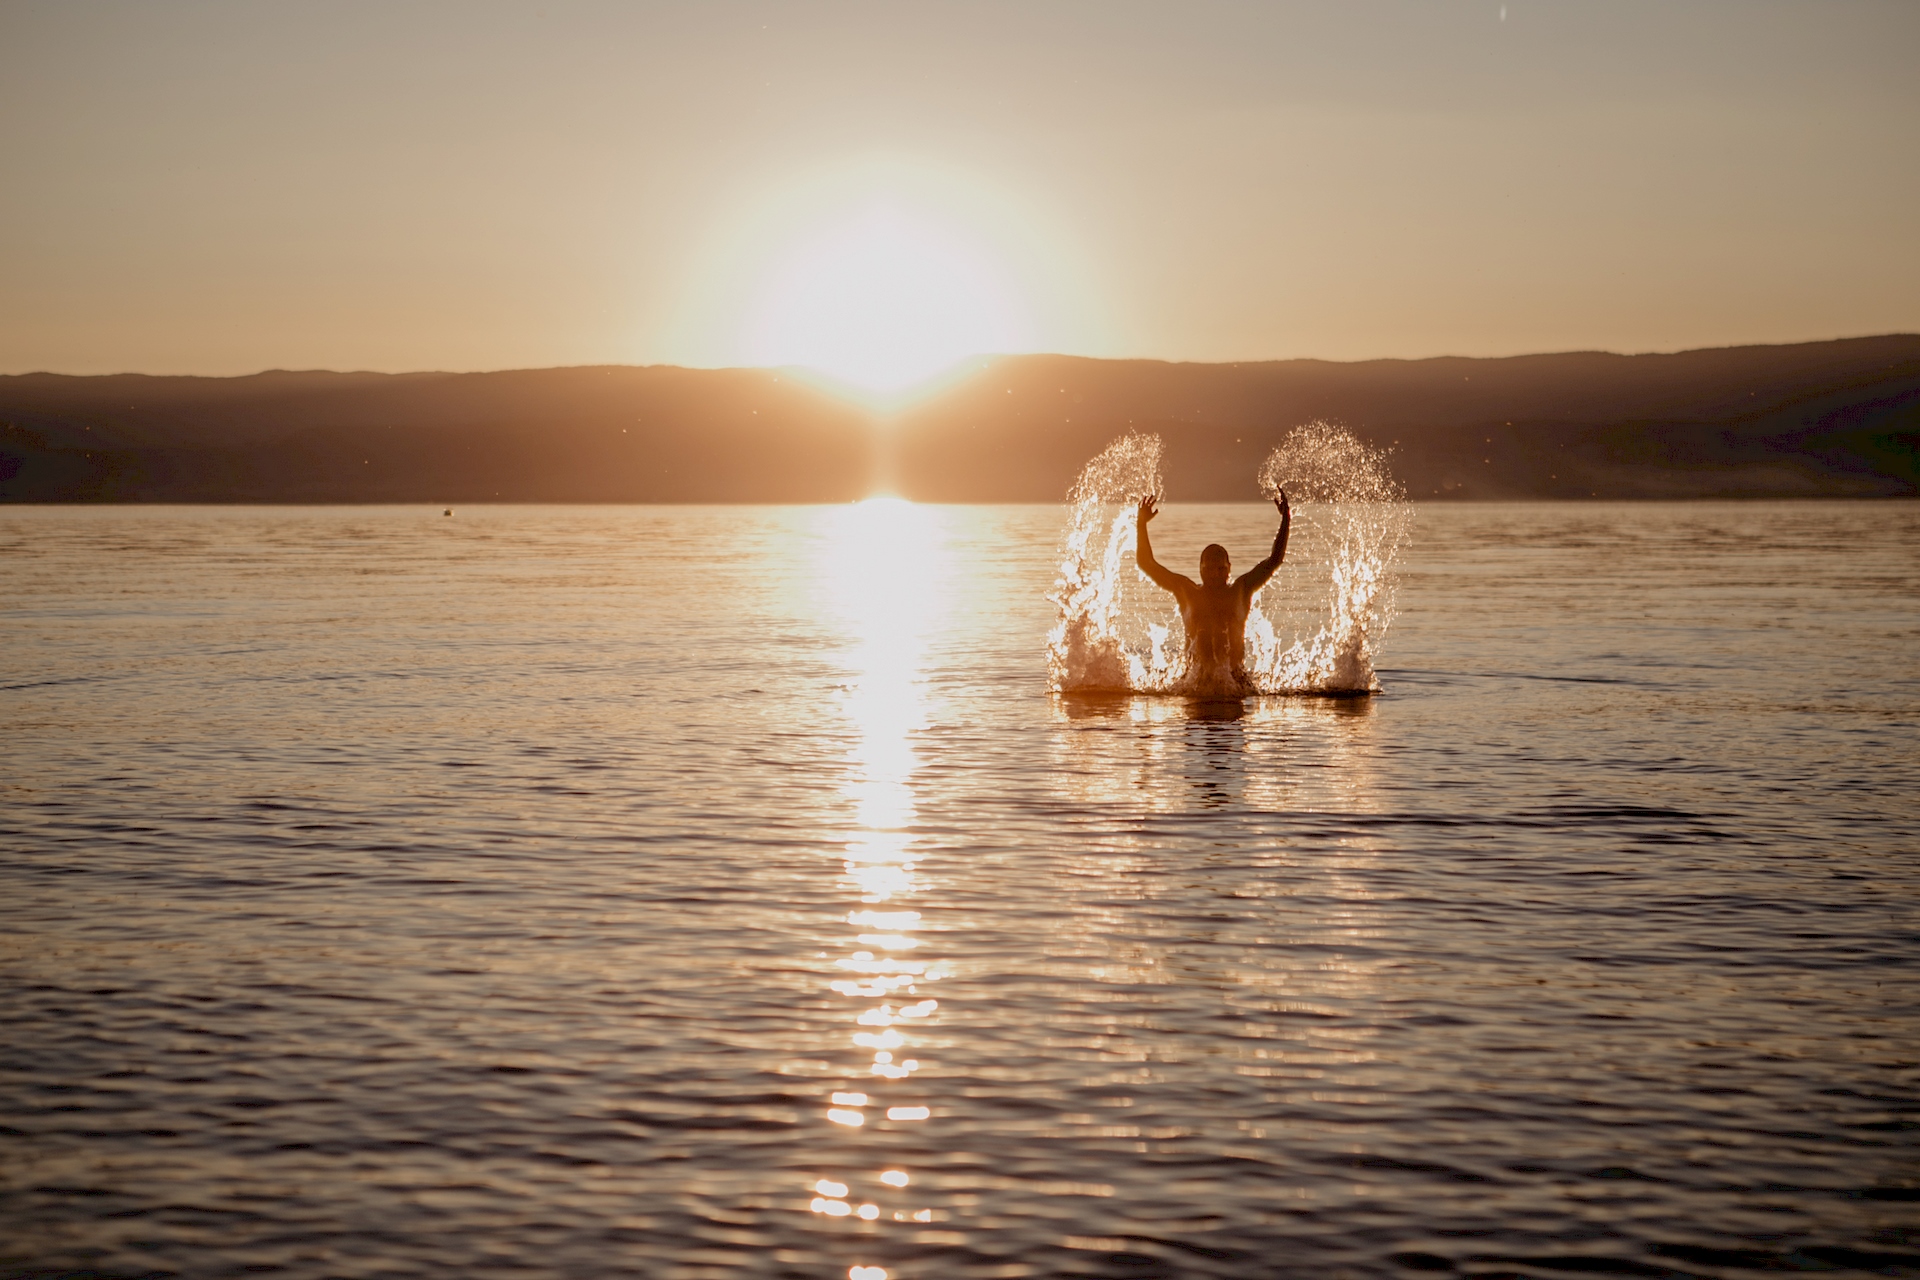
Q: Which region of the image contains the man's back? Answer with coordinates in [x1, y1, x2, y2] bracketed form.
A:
[1168, 579, 1253, 672]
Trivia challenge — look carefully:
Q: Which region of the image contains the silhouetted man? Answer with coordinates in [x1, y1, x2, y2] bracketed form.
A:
[1135, 492, 1290, 693]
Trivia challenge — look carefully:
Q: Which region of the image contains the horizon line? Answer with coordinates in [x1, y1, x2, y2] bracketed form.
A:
[4, 331, 1917, 383]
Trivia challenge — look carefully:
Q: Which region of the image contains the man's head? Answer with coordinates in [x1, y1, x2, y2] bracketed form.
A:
[1199, 543, 1231, 586]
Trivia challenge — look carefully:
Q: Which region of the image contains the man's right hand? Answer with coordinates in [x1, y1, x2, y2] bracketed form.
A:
[1138, 495, 1159, 523]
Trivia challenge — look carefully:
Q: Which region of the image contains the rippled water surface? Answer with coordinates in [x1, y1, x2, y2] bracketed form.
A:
[3, 502, 1917, 1280]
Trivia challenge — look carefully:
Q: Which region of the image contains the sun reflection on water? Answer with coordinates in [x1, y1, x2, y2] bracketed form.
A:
[806, 497, 954, 1269]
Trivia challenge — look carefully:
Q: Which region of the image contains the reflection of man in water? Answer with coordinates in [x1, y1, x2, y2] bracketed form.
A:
[1135, 492, 1290, 692]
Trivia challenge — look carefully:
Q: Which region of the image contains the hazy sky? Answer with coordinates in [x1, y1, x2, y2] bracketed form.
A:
[3, 0, 1916, 379]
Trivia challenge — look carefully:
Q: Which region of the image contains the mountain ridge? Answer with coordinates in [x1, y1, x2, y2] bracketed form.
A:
[3, 336, 1915, 501]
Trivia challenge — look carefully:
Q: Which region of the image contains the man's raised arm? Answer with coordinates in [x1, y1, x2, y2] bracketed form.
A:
[1235, 491, 1291, 595]
[1135, 496, 1192, 597]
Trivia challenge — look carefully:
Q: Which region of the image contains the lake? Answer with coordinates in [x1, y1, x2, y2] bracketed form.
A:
[2, 501, 1916, 1280]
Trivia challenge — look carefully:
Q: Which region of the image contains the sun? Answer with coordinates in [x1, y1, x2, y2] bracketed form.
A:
[666, 158, 1110, 402]
[740, 202, 1034, 397]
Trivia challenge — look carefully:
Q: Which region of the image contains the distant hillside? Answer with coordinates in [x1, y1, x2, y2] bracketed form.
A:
[3, 336, 1915, 502]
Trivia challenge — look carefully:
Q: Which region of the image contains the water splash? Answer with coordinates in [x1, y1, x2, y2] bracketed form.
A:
[1048, 422, 1412, 697]
[1247, 421, 1413, 694]
[1045, 433, 1164, 693]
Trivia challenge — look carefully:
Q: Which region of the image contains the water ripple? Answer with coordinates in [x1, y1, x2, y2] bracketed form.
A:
[2, 502, 1916, 1279]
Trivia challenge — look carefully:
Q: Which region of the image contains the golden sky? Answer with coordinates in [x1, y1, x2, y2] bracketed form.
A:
[2, 1, 1916, 384]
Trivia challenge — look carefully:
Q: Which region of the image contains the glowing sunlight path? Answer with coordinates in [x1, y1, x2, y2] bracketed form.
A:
[807, 498, 955, 1275]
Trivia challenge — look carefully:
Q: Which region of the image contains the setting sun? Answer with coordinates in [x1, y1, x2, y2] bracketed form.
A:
[741, 202, 1032, 396]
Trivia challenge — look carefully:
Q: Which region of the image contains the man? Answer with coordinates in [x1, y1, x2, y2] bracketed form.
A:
[1135, 491, 1290, 693]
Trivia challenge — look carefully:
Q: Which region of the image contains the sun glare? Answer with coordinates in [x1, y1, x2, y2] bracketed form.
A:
[667, 158, 1109, 406]
[742, 203, 1032, 397]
